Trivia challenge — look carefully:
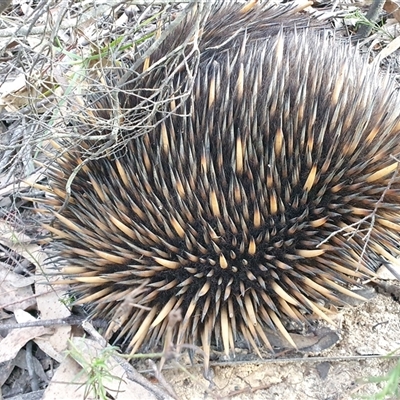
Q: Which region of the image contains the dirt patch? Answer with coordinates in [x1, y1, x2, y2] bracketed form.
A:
[162, 292, 400, 399]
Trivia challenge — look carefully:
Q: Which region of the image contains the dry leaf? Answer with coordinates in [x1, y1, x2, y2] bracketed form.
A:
[35, 277, 71, 361]
[41, 355, 90, 400]
[0, 264, 36, 311]
[0, 310, 51, 363]
[372, 35, 400, 65]
[384, 0, 400, 21]
[0, 220, 71, 360]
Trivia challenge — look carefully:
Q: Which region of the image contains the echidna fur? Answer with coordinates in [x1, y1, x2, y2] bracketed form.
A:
[43, 2, 400, 365]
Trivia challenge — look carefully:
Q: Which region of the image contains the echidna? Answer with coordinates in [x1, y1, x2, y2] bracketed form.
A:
[42, 2, 400, 366]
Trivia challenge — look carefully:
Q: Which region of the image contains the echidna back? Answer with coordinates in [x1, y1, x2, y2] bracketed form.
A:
[46, 3, 400, 367]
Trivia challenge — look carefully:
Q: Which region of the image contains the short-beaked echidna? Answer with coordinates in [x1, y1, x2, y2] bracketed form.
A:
[43, 2, 400, 365]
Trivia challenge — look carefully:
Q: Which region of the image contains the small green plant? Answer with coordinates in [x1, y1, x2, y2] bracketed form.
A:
[59, 293, 75, 307]
[66, 340, 124, 400]
[344, 9, 391, 38]
[356, 350, 400, 399]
